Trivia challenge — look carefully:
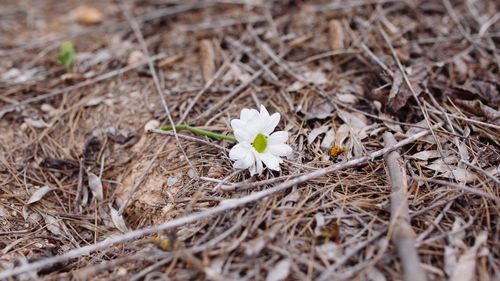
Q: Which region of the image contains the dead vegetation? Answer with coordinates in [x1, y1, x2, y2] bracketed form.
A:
[0, 0, 499, 280]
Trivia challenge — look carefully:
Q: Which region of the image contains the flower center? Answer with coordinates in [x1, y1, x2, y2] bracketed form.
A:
[252, 133, 268, 153]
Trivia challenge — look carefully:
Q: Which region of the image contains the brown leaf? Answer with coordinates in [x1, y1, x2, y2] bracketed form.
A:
[74, 6, 103, 25]
[305, 96, 335, 120]
[453, 99, 500, 124]
[328, 20, 345, 51]
[452, 80, 500, 105]
[199, 39, 216, 83]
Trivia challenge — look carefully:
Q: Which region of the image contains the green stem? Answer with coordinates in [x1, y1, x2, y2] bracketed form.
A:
[160, 124, 237, 142]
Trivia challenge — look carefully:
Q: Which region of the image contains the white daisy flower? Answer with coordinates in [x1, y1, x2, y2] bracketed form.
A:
[229, 105, 292, 175]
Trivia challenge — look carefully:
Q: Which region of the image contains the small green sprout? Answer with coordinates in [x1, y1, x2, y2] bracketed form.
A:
[57, 41, 75, 71]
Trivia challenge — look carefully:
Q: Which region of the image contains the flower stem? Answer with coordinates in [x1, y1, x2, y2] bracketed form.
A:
[160, 124, 237, 142]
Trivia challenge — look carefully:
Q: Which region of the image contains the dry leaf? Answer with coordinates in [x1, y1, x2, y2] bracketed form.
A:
[88, 172, 103, 201]
[303, 70, 328, 85]
[454, 99, 500, 124]
[110, 205, 128, 233]
[24, 118, 50, 128]
[283, 189, 301, 205]
[127, 50, 145, 66]
[81, 185, 89, 206]
[287, 81, 305, 92]
[244, 235, 267, 257]
[335, 124, 350, 146]
[451, 168, 474, 183]
[336, 93, 358, 104]
[338, 110, 368, 133]
[187, 169, 197, 179]
[409, 150, 442, 161]
[316, 242, 342, 261]
[158, 53, 184, 69]
[328, 19, 345, 50]
[85, 97, 105, 107]
[223, 64, 252, 84]
[44, 215, 64, 236]
[27, 186, 52, 204]
[199, 39, 216, 83]
[450, 232, 488, 281]
[0, 206, 8, 218]
[444, 246, 458, 276]
[22, 205, 29, 220]
[366, 267, 387, 281]
[75, 6, 103, 25]
[266, 259, 291, 281]
[244, 226, 280, 257]
[314, 213, 326, 231]
[305, 97, 335, 120]
[320, 129, 336, 150]
[167, 176, 178, 187]
[308, 126, 329, 145]
[205, 257, 225, 280]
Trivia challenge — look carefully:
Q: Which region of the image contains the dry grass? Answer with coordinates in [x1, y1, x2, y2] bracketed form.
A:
[0, 0, 499, 280]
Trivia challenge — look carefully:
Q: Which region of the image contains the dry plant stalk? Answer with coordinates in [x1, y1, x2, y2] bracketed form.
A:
[383, 132, 427, 281]
[199, 39, 216, 83]
[328, 19, 345, 51]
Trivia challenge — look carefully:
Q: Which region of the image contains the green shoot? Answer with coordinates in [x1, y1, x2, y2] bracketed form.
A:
[57, 41, 75, 72]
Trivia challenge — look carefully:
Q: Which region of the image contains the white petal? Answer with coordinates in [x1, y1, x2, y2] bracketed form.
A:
[230, 119, 246, 132]
[261, 112, 280, 135]
[249, 163, 257, 176]
[240, 108, 259, 121]
[231, 119, 254, 143]
[259, 153, 281, 171]
[267, 144, 292, 157]
[268, 131, 288, 145]
[229, 143, 249, 160]
[233, 152, 254, 169]
[256, 160, 264, 175]
[253, 152, 264, 175]
[233, 129, 253, 143]
[259, 105, 270, 119]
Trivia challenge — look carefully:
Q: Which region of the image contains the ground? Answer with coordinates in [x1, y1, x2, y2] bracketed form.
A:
[0, 0, 499, 280]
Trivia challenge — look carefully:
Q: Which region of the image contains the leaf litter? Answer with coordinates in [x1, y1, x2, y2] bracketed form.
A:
[0, 1, 498, 280]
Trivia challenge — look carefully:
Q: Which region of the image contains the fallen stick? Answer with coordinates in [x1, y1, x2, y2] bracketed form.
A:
[383, 132, 427, 281]
[0, 128, 435, 279]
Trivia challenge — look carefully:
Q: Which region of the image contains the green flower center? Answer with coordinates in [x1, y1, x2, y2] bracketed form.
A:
[252, 133, 268, 153]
